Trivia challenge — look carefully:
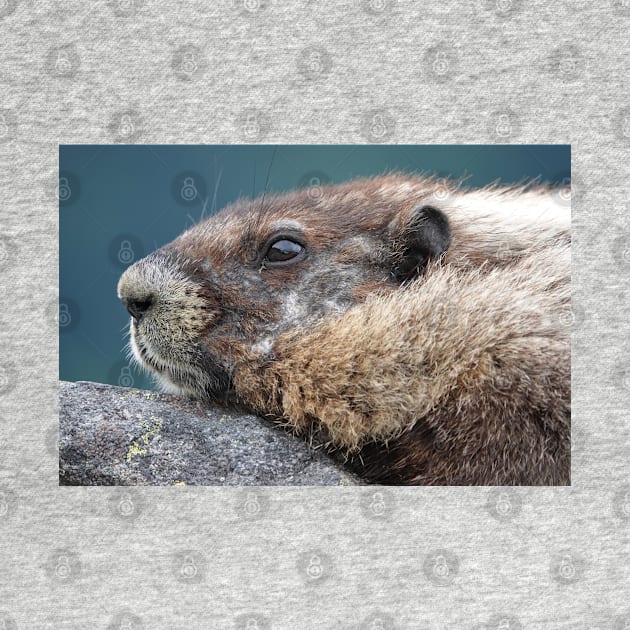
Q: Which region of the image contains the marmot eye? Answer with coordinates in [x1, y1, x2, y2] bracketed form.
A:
[264, 238, 305, 264]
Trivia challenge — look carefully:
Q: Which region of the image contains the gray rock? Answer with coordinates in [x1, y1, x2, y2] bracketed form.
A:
[58, 381, 363, 486]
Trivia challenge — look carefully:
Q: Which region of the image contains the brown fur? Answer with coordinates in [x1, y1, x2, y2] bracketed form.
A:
[117, 174, 571, 485]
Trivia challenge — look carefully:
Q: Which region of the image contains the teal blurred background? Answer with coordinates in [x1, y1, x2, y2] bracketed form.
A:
[59, 144, 570, 391]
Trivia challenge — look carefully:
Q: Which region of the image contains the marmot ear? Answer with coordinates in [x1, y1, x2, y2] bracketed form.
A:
[390, 205, 451, 282]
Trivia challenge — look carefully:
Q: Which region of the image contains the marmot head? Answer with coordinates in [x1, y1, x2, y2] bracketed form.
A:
[117, 175, 451, 400]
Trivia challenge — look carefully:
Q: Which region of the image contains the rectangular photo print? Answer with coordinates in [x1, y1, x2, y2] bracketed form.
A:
[59, 144, 571, 486]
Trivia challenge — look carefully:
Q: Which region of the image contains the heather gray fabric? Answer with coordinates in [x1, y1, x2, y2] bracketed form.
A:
[1, 1, 629, 628]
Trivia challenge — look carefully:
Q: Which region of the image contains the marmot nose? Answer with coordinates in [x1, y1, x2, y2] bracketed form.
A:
[121, 295, 154, 323]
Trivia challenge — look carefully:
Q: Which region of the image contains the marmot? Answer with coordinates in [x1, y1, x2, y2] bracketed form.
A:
[117, 174, 571, 485]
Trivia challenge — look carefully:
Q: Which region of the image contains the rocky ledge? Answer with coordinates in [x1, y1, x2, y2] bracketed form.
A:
[59, 381, 362, 486]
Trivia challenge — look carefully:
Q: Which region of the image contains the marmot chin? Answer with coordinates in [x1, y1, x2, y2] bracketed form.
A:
[117, 174, 571, 485]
